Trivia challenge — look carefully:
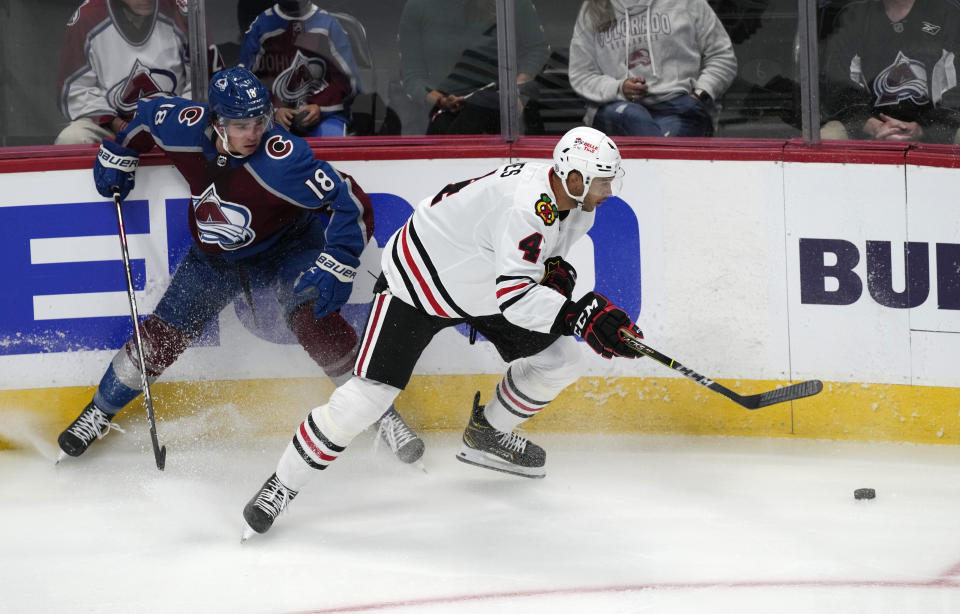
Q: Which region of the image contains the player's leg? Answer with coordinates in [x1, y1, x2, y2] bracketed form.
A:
[242, 291, 446, 538]
[455, 317, 583, 478]
[277, 225, 423, 463]
[58, 247, 239, 458]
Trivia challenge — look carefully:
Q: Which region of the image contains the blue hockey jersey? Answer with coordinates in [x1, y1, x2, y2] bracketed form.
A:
[117, 96, 372, 261]
[238, 5, 359, 113]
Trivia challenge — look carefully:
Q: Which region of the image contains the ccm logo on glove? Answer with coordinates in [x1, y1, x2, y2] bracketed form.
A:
[315, 253, 357, 282]
[97, 147, 139, 171]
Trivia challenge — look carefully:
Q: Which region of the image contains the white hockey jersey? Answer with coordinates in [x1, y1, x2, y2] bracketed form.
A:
[382, 162, 594, 333]
[57, 0, 191, 124]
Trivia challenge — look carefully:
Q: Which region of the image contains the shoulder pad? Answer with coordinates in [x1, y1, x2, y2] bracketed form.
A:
[139, 97, 208, 143]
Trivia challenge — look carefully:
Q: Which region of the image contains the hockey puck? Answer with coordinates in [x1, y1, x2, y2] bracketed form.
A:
[854, 488, 876, 500]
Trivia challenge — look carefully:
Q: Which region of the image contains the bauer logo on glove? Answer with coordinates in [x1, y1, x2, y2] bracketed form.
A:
[97, 147, 139, 171]
[294, 251, 359, 319]
[316, 252, 357, 283]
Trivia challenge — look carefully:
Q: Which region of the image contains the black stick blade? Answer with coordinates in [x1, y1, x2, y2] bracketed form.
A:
[751, 380, 824, 409]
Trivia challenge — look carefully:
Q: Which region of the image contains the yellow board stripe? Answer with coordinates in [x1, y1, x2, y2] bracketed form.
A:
[2, 376, 958, 450]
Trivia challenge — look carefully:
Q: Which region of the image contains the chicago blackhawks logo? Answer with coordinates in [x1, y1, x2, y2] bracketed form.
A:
[271, 50, 329, 105]
[108, 59, 178, 115]
[535, 193, 558, 226]
[192, 184, 256, 250]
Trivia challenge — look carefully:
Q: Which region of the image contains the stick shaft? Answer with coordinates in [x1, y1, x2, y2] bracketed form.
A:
[113, 192, 166, 470]
[618, 328, 821, 409]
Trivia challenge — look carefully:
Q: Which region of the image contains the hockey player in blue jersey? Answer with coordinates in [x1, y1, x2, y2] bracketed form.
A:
[56, 66, 423, 465]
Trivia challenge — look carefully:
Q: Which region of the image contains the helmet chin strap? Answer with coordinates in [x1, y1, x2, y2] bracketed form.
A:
[214, 123, 247, 159]
[560, 173, 587, 208]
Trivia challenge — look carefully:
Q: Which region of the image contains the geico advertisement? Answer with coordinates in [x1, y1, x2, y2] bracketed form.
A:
[0, 159, 648, 390]
[784, 162, 960, 388]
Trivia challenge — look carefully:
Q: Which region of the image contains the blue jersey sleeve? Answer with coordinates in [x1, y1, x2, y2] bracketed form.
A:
[248, 134, 371, 264]
[237, 13, 268, 70]
[117, 96, 208, 153]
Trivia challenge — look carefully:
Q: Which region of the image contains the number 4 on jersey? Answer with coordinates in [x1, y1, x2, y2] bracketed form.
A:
[518, 232, 543, 263]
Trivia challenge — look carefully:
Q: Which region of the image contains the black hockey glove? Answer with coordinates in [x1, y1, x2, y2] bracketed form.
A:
[540, 256, 577, 299]
[551, 292, 643, 359]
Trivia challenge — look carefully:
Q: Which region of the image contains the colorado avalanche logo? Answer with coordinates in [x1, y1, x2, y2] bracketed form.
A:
[873, 51, 930, 107]
[535, 193, 558, 226]
[265, 135, 294, 159]
[629, 49, 651, 68]
[108, 59, 178, 115]
[272, 50, 329, 105]
[193, 185, 256, 250]
[178, 106, 205, 126]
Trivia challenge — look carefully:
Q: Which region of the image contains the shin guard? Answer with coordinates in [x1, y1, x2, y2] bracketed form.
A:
[289, 304, 360, 379]
[483, 336, 583, 433]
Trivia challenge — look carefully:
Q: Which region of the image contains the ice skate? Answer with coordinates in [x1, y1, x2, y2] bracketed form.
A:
[56, 401, 123, 462]
[376, 406, 425, 467]
[241, 473, 298, 542]
[456, 391, 545, 478]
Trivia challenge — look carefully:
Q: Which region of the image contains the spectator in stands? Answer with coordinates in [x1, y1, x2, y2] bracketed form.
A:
[216, 0, 274, 67]
[820, 0, 960, 143]
[568, 0, 737, 137]
[239, 0, 360, 138]
[398, 0, 550, 135]
[55, 0, 198, 145]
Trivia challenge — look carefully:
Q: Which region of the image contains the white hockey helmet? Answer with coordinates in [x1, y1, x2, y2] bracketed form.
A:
[553, 126, 622, 203]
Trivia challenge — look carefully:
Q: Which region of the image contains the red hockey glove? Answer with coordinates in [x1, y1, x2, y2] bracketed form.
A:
[540, 256, 577, 299]
[552, 292, 643, 359]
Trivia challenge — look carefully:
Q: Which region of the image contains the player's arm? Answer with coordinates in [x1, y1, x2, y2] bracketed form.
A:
[493, 207, 573, 333]
[495, 206, 642, 360]
[284, 150, 373, 318]
[92, 97, 188, 199]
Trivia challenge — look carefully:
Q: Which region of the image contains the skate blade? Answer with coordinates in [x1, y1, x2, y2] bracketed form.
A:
[455, 446, 545, 479]
[240, 523, 257, 544]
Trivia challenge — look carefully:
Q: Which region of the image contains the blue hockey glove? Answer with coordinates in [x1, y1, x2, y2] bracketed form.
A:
[294, 251, 359, 319]
[94, 139, 139, 199]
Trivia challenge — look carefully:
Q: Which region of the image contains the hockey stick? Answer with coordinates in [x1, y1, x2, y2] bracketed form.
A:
[113, 191, 167, 470]
[618, 328, 823, 410]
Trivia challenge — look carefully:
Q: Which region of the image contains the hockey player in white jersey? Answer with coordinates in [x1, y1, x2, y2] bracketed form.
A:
[241, 126, 644, 539]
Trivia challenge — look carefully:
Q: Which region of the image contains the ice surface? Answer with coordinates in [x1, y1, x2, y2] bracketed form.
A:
[3, 418, 960, 614]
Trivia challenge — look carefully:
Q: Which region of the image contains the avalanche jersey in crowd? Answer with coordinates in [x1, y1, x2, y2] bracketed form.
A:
[118, 96, 373, 261]
[382, 162, 593, 334]
[57, 0, 191, 126]
[822, 0, 960, 142]
[238, 5, 360, 112]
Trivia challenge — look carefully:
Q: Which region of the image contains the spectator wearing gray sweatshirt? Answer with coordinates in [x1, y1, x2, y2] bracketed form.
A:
[568, 0, 737, 137]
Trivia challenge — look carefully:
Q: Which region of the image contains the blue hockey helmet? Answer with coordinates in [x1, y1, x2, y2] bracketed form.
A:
[208, 66, 272, 121]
